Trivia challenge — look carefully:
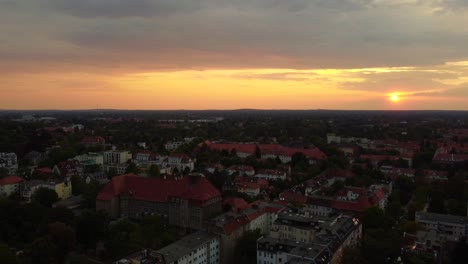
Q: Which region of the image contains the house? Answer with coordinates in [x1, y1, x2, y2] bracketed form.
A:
[164, 154, 194, 173]
[52, 160, 83, 178]
[413, 212, 468, 262]
[0, 153, 18, 175]
[207, 201, 285, 264]
[134, 151, 161, 165]
[24, 151, 46, 165]
[22, 178, 72, 202]
[0, 176, 24, 197]
[199, 141, 257, 158]
[80, 136, 105, 145]
[227, 165, 255, 176]
[96, 173, 222, 230]
[333, 184, 391, 214]
[237, 182, 260, 197]
[259, 144, 327, 164]
[104, 150, 133, 165]
[423, 170, 448, 181]
[223, 197, 249, 212]
[359, 155, 398, 168]
[255, 169, 287, 181]
[203, 163, 224, 174]
[73, 153, 104, 166]
[258, 213, 362, 264]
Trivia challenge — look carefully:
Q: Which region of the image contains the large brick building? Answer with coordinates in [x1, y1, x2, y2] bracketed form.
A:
[96, 173, 222, 230]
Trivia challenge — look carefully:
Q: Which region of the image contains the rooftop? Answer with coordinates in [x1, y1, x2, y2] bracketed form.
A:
[157, 231, 217, 263]
[416, 212, 468, 226]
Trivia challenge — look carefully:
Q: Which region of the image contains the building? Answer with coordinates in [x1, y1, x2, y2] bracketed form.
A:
[104, 150, 133, 165]
[0, 176, 24, 197]
[0, 153, 18, 175]
[259, 144, 327, 164]
[227, 165, 255, 177]
[165, 138, 196, 151]
[237, 182, 261, 197]
[333, 184, 391, 214]
[207, 201, 285, 264]
[165, 154, 195, 173]
[157, 231, 220, 264]
[255, 170, 287, 181]
[258, 213, 362, 264]
[114, 231, 220, 264]
[415, 212, 468, 254]
[52, 160, 83, 178]
[134, 151, 161, 165]
[96, 173, 222, 230]
[81, 136, 105, 145]
[22, 178, 72, 201]
[73, 153, 104, 166]
[104, 164, 128, 175]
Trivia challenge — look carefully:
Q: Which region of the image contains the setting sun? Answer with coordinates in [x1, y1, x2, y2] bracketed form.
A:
[390, 94, 400, 102]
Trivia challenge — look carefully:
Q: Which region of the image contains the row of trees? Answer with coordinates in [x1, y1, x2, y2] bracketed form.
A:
[0, 197, 176, 263]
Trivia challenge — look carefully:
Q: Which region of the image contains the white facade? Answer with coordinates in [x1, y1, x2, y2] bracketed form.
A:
[0, 179, 22, 197]
[104, 151, 132, 164]
[166, 155, 194, 172]
[0, 153, 18, 175]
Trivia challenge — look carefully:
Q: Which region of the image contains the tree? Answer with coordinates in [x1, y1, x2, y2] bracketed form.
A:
[107, 167, 118, 179]
[140, 216, 175, 249]
[29, 236, 57, 264]
[147, 165, 160, 178]
[70, 175, 85, 196]
[126, 162, 140, 174]
[0, 243, 18, 264]
[47, 207, 75, 227]
[106, 220, 142, 259]
[66, 255, 89, 264]
[0, 167, 8, 178]
[234, 229, 262, 264]
[76, 210, 110, 250]
[451, 237, 468, 264]
[32, 188, 59, 208]
[48, 222, 76, 263]
[341, 246, 366, 264]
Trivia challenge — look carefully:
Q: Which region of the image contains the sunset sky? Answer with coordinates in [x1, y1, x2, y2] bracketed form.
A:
[1, 0, 468, 110]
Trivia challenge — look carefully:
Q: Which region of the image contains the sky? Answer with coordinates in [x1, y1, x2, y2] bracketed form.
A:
[1, 0, 468, 110]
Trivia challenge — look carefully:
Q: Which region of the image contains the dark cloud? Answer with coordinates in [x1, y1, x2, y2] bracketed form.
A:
[1, 0, 468, 72]
[48, 0, 189, 18]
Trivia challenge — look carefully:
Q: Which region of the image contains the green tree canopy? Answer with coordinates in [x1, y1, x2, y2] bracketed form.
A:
[32, 188, 59, 208]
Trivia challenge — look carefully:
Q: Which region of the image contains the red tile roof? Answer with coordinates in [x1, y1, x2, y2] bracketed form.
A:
[0, 176, 23, 186]
[279, 191, 307, 204]
[96, 174, 221, 206]
[224, 197, 249, 211]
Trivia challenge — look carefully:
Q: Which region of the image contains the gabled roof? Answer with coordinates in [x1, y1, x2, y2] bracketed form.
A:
[54, 160, 82, 176]
[0, 176, 23, 185]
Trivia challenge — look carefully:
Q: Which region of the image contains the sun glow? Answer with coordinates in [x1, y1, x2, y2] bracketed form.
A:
[390, 93, 400, 102]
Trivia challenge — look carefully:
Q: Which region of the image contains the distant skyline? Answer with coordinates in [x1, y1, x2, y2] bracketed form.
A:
[1, 1, 468, 110]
